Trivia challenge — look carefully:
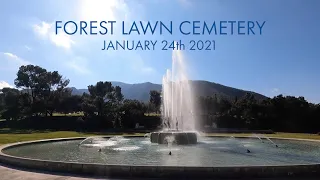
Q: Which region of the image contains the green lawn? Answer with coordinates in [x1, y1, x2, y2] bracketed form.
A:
[0, 129, 318, 146]
[205, 132, 320, 140]
[0, 129, 144, 145]
[144, 113, 161, 116]
[52, 112, 84, 116]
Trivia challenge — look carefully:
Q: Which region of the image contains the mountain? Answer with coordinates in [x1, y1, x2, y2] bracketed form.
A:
[70, 80, 267, 102]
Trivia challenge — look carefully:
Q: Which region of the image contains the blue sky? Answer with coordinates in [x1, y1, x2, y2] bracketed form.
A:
[0, 0, 320, 103]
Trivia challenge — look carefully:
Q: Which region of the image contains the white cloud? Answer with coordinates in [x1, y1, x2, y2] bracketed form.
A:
[73, 0, 131, 45]
[50, 33, 75, 49]
[33, 21, 51, 37]
[2, 52, 31, 66]
[65, 56, 91, 75]
[29, 0, 143, 78]
[24, 45, 32, 51]
[33, 21, 75, 50]
[271, 88, 280, 93]
[78, 0, 129, 21]
[177, 0, 192, 7]
[141, 66, 155, 73]
[0, 81, 13, 89]
[131, 54, 155, 74]
[32, 0, 131, 50]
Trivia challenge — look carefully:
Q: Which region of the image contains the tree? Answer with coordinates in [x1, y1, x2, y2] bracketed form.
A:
[14, 65, 70, 116]
[87, 81, 113, 116]
[149, 90, 161, 113]
[84, 81, 124, 127]
[111, 86, 124, 128]
[121, 99, 146, 128]
[14, 65, 47, 101]
[59, 94, 82, 115]
[0, 91, 5, 116]
[81, 93, 96, 117]
[0, 88, 24, 120]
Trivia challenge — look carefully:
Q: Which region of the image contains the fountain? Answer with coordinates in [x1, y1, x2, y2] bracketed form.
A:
[254, 134, 279, 147]
[150, 50, 198, 144]
[78, 136, 106, 146]
[1, 50, 320, 178]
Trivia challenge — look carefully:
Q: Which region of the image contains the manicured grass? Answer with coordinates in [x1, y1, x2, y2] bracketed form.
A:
[0, 129, 319, 146]
[52, 112, 84, 116]
[205, 132, 320, 140]
[144, 113, 160, 116]
[0, 129, 144, 145]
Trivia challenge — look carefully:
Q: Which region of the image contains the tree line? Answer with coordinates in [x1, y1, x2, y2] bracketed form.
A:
[0, 65, 319, 133]
[0, 65, 161, 130]
[196, 93, 320, 133]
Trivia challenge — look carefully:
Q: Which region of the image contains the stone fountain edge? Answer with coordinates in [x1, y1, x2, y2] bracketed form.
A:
[0, 136, 320, 178]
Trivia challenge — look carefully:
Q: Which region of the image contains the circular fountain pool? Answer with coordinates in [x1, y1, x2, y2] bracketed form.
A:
[1, 136, 320, 178]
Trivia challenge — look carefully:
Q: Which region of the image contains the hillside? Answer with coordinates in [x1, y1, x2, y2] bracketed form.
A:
[71, 80, 267, 102]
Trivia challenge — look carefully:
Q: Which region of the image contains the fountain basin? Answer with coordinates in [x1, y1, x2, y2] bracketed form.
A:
[150, 131, 197, 144]
[1, 136, 320, 178]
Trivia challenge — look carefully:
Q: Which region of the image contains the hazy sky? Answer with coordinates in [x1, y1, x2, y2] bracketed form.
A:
[0, 0, 319, 103]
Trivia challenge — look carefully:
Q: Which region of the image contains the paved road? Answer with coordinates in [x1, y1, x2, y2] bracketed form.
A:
[1, 164, 320, 180]
[0, 164, 106, 180]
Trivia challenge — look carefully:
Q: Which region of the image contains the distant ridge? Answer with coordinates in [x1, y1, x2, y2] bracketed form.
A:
[71, 80, 267, 102]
